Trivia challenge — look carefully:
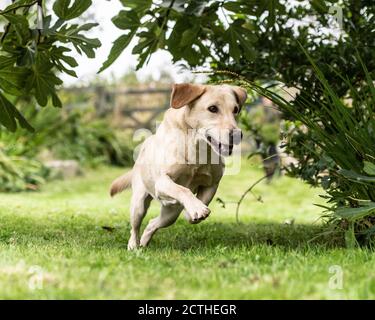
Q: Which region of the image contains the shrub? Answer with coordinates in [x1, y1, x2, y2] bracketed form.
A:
[0, 148, 48, 192]
[240, 102, 281, 180]
[230, 53, 375, 246]
[47, 109, 134, 167]
[0, 104, 134, 192]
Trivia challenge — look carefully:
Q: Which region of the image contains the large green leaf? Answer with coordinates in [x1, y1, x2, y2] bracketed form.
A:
[54, 23, 101, 58]
[2, 13, 29, 25]
[0, 93, 33, 132]
[132, 36, 155, 55]
[0, 93, 16, 131]
[338, 169, 375, 183]
[2, 13, 30, 45]
[0, 67, 27, 95]
[120, 0, 152, 13]
[0, 0, 36, 13]
[99, 32, 136, 73]
[224, 26, 241, 61]
[223, 19, 256, 62]
[50, 46, 78, 77]
[167, 18, 192, 57]
[180, 24, 200, 47]
[53, 0, 92, 20]
[335, 202, 375, 221]
[0, 56, 16, 69]
[112, 10, 140, 31]
[132, 29, 159, 69]
[25, 59, 63, 107]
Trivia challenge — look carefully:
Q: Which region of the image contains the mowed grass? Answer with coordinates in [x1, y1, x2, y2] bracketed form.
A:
[0, 158, 374, 299]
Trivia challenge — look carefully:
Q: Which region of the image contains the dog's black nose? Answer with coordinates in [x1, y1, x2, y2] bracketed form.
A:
[229, 129, 243, 145]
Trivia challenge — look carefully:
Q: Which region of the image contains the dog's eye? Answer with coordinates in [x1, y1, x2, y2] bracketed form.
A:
[208, 105, 219, 113]
[233, 106, 239, 114]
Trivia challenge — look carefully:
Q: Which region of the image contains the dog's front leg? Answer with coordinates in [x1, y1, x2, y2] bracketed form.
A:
[183, 184, 219, 224]
[155, 175, 210, 223]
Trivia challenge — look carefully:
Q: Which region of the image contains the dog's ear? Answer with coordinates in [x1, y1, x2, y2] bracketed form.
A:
[232, 86, 247, 106]
[170, 83, 206, 109]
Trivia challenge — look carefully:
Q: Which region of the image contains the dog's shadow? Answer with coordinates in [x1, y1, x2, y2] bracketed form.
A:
[149, 220, 344, 251]
[0, 214, 343, 251]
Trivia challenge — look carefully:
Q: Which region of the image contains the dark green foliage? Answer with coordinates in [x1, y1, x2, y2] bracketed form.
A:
[240, 102, 281, 180]
[0, 148, 48, 192]
[0, 104, 134, 192]
[0, 0, 100, 131]
[226, 51, 375, 246]
[46, 109, 135, 167]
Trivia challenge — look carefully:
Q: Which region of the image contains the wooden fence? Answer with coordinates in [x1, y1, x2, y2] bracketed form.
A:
[63, 86, 171, 130]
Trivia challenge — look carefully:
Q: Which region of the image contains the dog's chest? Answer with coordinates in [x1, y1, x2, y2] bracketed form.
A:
[177, 165, 216, 190]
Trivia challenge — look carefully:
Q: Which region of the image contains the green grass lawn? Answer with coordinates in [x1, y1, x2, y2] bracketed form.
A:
[0, 159, 374, 299]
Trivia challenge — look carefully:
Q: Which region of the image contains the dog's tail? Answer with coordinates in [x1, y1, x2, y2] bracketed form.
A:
[110, 170, 133, 197]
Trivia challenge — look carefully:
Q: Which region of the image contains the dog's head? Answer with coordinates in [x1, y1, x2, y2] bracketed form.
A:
[170, 83, 247, 156]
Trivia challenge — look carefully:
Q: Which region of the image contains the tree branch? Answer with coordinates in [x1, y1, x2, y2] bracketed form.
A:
[0, 0, 38, 15]
[235, 174, 271, 223]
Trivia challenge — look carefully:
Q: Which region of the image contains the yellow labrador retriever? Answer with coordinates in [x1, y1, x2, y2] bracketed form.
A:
[110, 83, 247, 250]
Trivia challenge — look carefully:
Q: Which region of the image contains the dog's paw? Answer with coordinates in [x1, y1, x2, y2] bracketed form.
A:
[139, 238, 149, 248]
[184, 199, 211, 223]
[127, 237, 139, 251]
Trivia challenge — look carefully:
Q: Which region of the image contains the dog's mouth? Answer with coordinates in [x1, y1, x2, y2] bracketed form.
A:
[205, 135, 233, 156]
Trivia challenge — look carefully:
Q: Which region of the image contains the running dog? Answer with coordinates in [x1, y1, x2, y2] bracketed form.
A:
[110, 83, 247, 250]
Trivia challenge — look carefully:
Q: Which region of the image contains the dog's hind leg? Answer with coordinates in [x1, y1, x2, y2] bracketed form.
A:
[196, 184, 219, 206]
[128, 181, 152, 250]
[140, 204, 182, 248]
